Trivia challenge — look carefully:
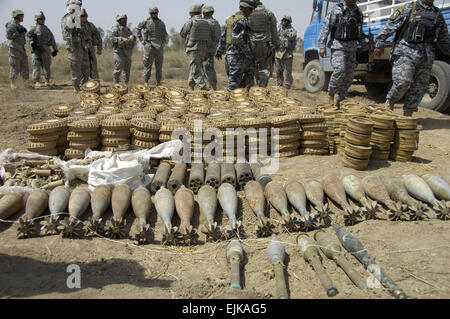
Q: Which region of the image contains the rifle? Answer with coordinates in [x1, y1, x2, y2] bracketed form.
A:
[30, 32, 44, 66]
[390, 1, 417, 62]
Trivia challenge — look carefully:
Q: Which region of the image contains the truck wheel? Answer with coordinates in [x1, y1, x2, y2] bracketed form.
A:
[421, 61, 450, 113]
[303, 60, 330, 93]
[364, 82, 391, 99]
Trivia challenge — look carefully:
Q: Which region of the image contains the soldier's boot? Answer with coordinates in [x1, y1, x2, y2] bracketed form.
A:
[385, 99, 395, 111]
[189, 84, 195, 91]
[403, 108, 416, 117]
[10, 80, 17, 91]
[328, 93, 334, 105]
[334, 96, 341, 109]
[73, 86, 80, 94]
[211, 85, 217, 91]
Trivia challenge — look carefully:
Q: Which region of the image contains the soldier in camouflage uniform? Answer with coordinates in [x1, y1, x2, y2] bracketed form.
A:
[80, 9, 103, 80]
[6, 10, 29, 90]
[216, 1, 256, 91]
[180, 4, 213, 91]
[111, 14, 136, 84]
[202, 5, 221, 90]
[61, 1, 90, 92]
[374, 0, 450, 116]
[247, 0, 280, 87]
[275, 15, 297, 89]
[135, 7, 168, 86]
[318, 0, 366, 108]
[27, 11, 58, 88]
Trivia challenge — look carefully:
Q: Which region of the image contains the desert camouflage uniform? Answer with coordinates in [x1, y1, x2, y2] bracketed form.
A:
[275, 22, 297, 89]
[81, 20, 102, 79]
[136, 17, 168, 85]
[203, 16, 221, 89]
[217, 15, 254, 91]
[318, 3, 365, 101]
[375, 1, 450, 111]
[61, 13, 90, 88]
[6, 20, 29, 81]
[180, 14, 212, 90]
[27, 23, 57, 82]
[111, 23, 136, 84]
[247, 3, 280, 87]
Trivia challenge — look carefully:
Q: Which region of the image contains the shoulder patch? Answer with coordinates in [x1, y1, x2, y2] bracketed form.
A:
[390, 7, 404, 21]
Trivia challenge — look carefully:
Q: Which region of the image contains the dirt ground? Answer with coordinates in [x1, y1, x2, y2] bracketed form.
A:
[0, 51, 449, 299]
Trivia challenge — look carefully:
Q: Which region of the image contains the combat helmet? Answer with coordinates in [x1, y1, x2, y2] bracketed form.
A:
[34, 11, 46, 21]
[116, 13, 127, 22]
[12, 10, 24, 19]
[80, 9, 88, 17]
[239, 0, 256, 9]
[202, 5, 214, 14]
[189, 4, 203, 14]
[149, 7, 159, 14]
[282, 15, 292, 23]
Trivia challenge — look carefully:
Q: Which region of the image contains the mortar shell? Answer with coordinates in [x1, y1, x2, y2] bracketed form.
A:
[188, 163, 205, 194]
[174, 186, 195, 230]
[25, 189, 49, 221]
[154, 186, 175, 228]
[218, 183, 238, 223]
[91, 185, 111, 220]
[150, 162, 172, 193]
[167, 163, 187, 194]
[111, 184, 132, 222]
[198, 185, 217, 225]
[250, 163, 272, 189]
[131, 186, 152, 224]
[68, 187, 91, 221]
[49, 186, 70, 216]
[0, 193, 24, 220]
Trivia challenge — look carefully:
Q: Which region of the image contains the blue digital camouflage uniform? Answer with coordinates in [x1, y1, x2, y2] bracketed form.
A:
[61, 13, 90, 89]
[180, 14, 212, 90]
[247, 4, 280, 87]
[27, 23, 58, 82]
[318, 3, 365, 101]
[6, 20, 29, 81]
[275, 23, 297, 89]
[216, 15, 255, 91]
[375, 0, 450, 111]
[135, 17, 168, 85]
[111, 23, 136, 84]
[81, 20, 103, 80]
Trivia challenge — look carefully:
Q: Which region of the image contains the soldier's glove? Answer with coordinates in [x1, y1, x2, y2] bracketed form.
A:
[319, 48, 326, 58]
[215, 53, 222, 60]
[18, 26, 27, 34]
[52, 50, 58, 57]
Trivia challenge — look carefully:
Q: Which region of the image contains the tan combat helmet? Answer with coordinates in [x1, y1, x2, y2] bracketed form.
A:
[239, 0, 256, 9]
[66, 0, 82, 6]
[202, 5, 214, 14]
[80, 8, 88, 17]
[149, 7, 159, 14]
[189, 4, 203, 14]
[116, 13, 127, 22]
[34, 11, 45, 21]
[282, 15, 292, 23]
[12, 10, 24, 19]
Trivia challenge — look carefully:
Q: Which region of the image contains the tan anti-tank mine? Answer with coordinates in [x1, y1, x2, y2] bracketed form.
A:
[17, 189, 48, 239]
[105, 184, 131, 239]
[130, 186, 153, 245]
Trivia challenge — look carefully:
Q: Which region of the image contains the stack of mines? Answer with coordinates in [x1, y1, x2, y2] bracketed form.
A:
[390, 117, 420, 162]
[299, 116, 329, 156]
[342, 116, 374, 170]
[369, 114, 395, 161]
[66, 119, 100, 159]
[27, 119, 67, 156]
[100, 118, 131, 152]
[322, 107, 340, 155]
[80, 81, 101, 115]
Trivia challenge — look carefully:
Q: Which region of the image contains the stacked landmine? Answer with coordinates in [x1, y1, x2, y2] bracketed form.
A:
[390, 117, 420, 162]
[27, 119, 67, 157]
[342, 117, 373, 170]
[271, 115, 301, 158]
[52, 105, 74, 119]
[66, 119, 100, 159]
[131, 118, 161, 150]
[100, 118, 131, 152]
[322, 107, 340, 155]
[299, 114, 329, 156]
[369, 114, 395, 161]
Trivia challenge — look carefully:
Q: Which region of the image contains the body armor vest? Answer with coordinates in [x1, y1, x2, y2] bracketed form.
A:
[405, 4, 440, 44]
[333, 4, 361, 41]
[189, 16, 210, 41]
[145, 18, 164, 41]
[226, 13, 245, 45]
[247, 6, 269, 34]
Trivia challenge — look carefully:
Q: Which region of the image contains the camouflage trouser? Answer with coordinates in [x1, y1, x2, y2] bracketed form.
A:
[275, 57, 293, 89]
[250, 41, 273, 88]
[202, 54, 217, 88]
[226, 54, 254, 91]
[113, 51, 132, 84]
[188, 51, 207, 90]
[387, 54, 432, 110]
[143, 44, 163, 84]
[9, 48, 29, 80]
[328, 49, 357, 101]
[68, 49, 90, 88]
[32, 51, 52, 82]
[88, 47, 99, 80]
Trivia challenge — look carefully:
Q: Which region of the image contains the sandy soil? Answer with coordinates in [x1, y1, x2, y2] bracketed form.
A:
[0, 58, 449, 300]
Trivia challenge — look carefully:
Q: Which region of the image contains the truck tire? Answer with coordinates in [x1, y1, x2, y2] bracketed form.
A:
[364, 82, 391, 99]
[421, 61, 450, 113]
[303, 60, 330, 93]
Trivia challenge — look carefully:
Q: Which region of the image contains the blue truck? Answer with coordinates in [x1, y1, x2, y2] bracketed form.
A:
[303, 0, 450, 113]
